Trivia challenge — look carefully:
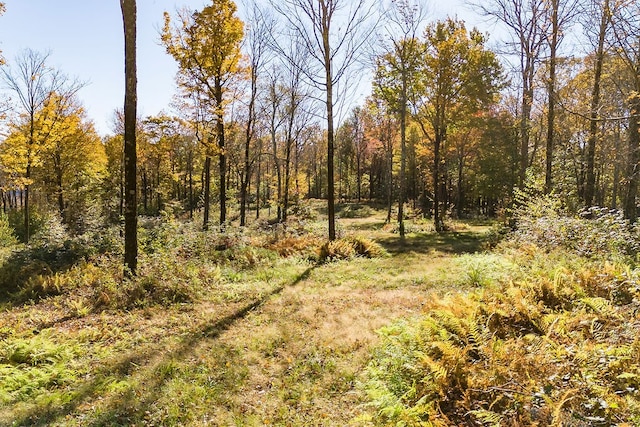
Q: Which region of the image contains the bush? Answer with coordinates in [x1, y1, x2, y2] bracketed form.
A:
[509, 197, 640, 260]
[7, 208, 47, 243]
[337, 204, 373, 219]
[266, 236, 319, 258]
[0, 214, 17, 248]
[361, 246, 640, 426]
[319, 236, 386, 261]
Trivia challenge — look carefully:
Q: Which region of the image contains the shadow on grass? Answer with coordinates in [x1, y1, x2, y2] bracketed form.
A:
[6, 265, 315, 427]
[378, 230, 488, 255]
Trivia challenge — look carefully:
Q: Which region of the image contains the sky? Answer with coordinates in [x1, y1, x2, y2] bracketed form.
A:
[0, 0, 488, 136]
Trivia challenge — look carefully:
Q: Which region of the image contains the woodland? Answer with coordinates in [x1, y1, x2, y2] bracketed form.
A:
[1, 0, 640, 425]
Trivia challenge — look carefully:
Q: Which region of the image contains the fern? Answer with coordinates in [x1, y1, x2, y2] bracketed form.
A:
[469, 409, 504, 426]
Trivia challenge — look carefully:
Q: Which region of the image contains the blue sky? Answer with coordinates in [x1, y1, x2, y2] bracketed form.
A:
[0, 0, 485, 136]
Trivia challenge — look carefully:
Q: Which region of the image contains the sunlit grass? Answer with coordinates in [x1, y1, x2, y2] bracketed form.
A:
[0, 204, 494, 425]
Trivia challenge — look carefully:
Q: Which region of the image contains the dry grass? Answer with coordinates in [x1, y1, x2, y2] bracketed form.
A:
[0, 206, 491, 426]
[214, 279, 427, 425]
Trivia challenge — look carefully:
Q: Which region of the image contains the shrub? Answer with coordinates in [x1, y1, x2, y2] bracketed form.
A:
[318, 236, 386, 261]
[361, 246, 640, 426]
[0, 214, 17, 248]
[337, 204, 373, 219]
[509, 197, 640, 260]
[266, 236, 319, 258]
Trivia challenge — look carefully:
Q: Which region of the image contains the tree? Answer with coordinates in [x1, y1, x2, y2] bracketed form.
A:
[239, 3, 269, 227]
[264, 67, 287, 222]
[473, 0, 547, 186]
[610, 0, 640, 220]
[543, 0, 579, 193]
[583, 0, 613, 207]
[374, 0, 426, 239]
[121, 0, 138, 275]
[412, 19, 503, 231]
[34, 94, 106, 228]
[1, 50, 83, 242]
[270, 0, 376, 240]
[364, 96, 398, 222]
[162, 0, 244, 230]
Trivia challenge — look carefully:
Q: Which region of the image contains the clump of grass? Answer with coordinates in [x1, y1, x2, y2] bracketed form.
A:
[319, 236, 387, 262]
[337, 204, 374, 219]
[267, 236, 320, 258]
[361, 244, 640, 426]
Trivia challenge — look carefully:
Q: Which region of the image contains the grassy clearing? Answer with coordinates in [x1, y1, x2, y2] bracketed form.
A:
[4, 199, 639, 425]
[1, 203, 489, 426]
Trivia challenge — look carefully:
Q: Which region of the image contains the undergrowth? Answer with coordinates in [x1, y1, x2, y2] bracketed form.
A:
[319, 236, 387, 261]
[362, 247, 640, 426]
[361, 198, 640, 426]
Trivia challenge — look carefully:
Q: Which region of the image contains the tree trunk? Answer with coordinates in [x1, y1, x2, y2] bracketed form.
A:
[434, 131, 443, 232]
[624, 92, 640, 221]
[240, 70, 256, 227]
[214, 81, 227, 228]
[188, 149, 194, 219]
[256, 152, 261, 219]
[323, 13, 336, 241]
[283, 138, 292, 222]
[398, 83, 407, 240]
[24, 164, 30, 242]
[271, 123, 283, 222]
[520, 64, 534, 186]
[457, 148, 464, 218]
[121, 0, 138, 276]
[203, 155, 211, 230]
[56, 162, 64, 220]
[544, 0, 559, 194]
[585, 0, 609, 207]
[142, 169, 148, 213]
[386, 140, 393, 224]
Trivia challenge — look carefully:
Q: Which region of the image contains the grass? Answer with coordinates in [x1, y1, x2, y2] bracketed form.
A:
[1, 203, 496, 425]
[3, 200, 637, 425]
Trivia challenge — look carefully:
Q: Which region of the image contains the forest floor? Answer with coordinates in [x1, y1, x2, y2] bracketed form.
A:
[0, 205, 492, 426]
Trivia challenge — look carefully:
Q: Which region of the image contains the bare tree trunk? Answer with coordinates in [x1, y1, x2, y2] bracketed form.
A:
[121, 0, 138, 275]
[544, 0, 559, 194]
[398, 84, 407, 239]
[188, 149, 194, 219]
[215, 81, 227, 228]
[271, 124, 283, 222]
[324, 31, 336, 240]
[434, 132, 443, 232]
[457, 148, 464, 218]
[283, 139, 292, 222]
[585, 0, 610, 207]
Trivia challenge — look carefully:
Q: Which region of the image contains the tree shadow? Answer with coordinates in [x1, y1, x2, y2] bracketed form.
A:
[378, 230, 489, 255]
[5, 265, 315, 426]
